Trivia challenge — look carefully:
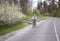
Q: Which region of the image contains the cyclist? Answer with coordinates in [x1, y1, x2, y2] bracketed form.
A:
[32, 14, 37, 28]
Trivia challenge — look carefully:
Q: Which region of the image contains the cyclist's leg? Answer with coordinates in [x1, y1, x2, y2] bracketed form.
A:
[32, 21, 35, 28]
[34, 22, 36, 28]
[32, 21, 34, 28]
[33, 21, 36, 28]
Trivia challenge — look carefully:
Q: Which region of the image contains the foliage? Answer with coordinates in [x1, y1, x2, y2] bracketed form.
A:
[33, 9, 41, 16]
[0, 3, 24, 25]
[26, 8, 33, 16]
[51, 10, 60, 17]
[20, 0, 29, 13]
[0, 23, 26, 36]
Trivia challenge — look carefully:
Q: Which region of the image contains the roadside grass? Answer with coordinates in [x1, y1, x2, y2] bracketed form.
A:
[0, 23, 26, 36]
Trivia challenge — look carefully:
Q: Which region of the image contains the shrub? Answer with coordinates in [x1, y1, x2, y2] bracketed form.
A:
[0, 3, 24, 25]
[26, 8, 33, 16]
[51, 10, 60, 17]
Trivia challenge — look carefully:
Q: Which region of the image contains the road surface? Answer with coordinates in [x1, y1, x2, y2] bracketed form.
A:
[5, 18, 60, 41]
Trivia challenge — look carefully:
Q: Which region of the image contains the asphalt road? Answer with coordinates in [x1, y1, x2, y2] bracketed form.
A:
[5, 18, 60, 41]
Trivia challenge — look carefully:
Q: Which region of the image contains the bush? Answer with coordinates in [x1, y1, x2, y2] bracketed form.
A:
[35, 10, 41, 16]
[0, 3, 24, 25]
[26, 8, 33, 16]
[51, 10, 60, 17]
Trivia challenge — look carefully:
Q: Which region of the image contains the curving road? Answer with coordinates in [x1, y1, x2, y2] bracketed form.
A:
[5, 18, 60, 41]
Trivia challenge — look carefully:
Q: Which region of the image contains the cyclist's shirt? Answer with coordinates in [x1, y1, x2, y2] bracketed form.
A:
[32, 16, 37, 24]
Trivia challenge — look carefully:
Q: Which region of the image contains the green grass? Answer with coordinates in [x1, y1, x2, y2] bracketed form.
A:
[0, 23, 26, 36]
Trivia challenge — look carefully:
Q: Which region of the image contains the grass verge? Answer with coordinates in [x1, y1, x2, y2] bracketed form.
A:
[0, 23, 26, 36]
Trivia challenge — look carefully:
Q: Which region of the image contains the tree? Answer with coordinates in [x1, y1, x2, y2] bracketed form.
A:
[37, 1, 48, 13]
[37, 1, 43, 14]
[20, 0, 29, 14]
[37, 2, 42, 11]
[59, 0, 60, 8]
[43, 1, 47, 13]
[50, 0, 57, 16]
